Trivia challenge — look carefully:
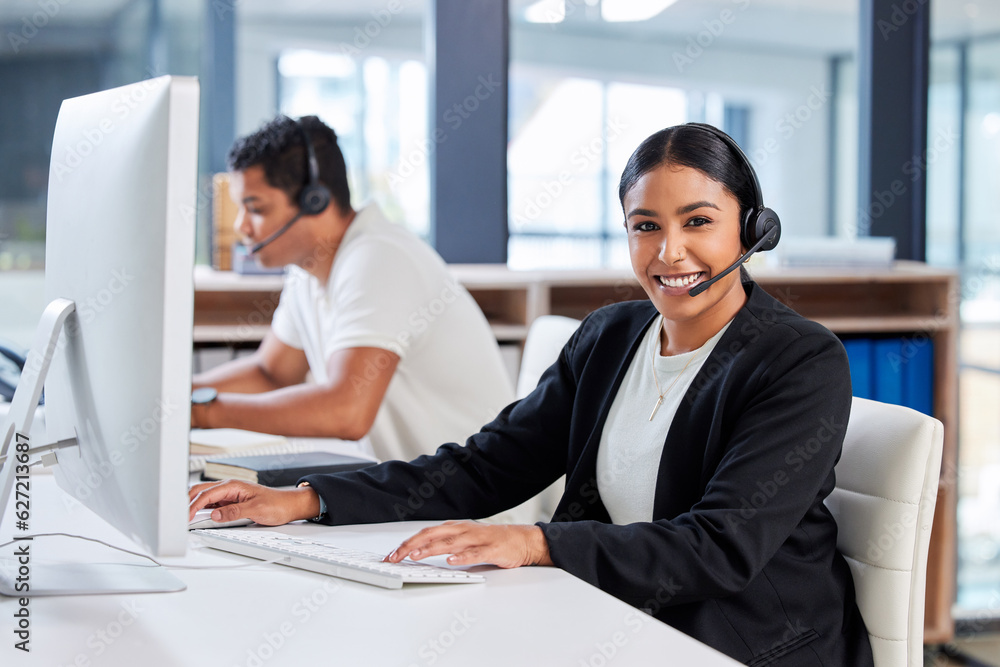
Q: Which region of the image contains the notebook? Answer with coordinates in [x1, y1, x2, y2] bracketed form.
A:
[201, 451, 377, 487]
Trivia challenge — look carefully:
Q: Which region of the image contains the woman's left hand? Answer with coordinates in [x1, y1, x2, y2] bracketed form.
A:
[383, 521, 553, 569]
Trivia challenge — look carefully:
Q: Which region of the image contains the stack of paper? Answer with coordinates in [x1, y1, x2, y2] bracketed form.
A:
[189, 428, 315, 473]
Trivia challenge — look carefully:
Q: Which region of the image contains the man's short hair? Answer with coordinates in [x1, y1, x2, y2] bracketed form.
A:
[227, 115, 351, 214]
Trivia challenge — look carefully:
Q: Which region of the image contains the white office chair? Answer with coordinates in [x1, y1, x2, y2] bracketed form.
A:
[501, 315, 580, 523]
[515, 315, 581, 399]
[824, 397, 944, 667]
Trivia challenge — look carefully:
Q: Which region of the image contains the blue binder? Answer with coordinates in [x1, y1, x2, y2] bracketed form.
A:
[841, 338, 874, 400]
[901, 339, 934, 415]
[873, 338, 904, 406]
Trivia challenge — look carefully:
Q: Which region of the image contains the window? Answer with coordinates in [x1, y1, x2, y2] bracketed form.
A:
[0, 0, 203, 348]
[277, 51, 429, 237]
[508, 0, 858, 268]
[928, 32, 1000, 617]
[508, 71, 689, 269]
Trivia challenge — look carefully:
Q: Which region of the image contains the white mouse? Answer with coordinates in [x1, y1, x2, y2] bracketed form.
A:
[189, 508, 255, 530]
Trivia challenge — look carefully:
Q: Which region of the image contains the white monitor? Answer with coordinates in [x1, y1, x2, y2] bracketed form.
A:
[0, 75, 199, 595]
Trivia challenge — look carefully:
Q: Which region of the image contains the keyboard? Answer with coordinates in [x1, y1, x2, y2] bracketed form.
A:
[191, 529, 486, 589]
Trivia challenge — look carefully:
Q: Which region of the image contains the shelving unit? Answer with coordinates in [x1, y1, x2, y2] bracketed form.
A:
[193, 260, 958, 642]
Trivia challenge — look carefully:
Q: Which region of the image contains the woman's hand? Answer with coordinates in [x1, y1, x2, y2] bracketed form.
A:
[383, 521, 553, 569]
[188, 479, 320, 526]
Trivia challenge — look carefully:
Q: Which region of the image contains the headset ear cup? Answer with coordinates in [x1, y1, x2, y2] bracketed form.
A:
[755, 207, 780, 251]
[299, 184, 331, 216]
[741, 207, 781, 252]
[740, 208, 757, 250]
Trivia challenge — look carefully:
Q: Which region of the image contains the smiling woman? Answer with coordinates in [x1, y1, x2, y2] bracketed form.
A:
[620, 123, 775, 354]
[189, 124, 875, 667]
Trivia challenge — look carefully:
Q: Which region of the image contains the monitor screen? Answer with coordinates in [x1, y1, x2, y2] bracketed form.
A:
[1, 76, 199, 570]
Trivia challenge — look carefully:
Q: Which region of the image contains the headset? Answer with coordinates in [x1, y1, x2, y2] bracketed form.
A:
[683, 122, 781, 297]
[250, 118, 333, 254]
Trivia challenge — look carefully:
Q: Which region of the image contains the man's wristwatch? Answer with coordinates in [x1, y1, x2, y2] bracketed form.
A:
[191, 387, 218, 405]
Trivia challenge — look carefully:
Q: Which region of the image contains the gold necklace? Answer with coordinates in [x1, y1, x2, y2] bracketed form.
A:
[649, 318, 697, 421]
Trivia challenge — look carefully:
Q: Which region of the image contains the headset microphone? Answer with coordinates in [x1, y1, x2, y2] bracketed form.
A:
[688, 223, 778, 297]
[249, 211, 304, 254]
[249, 118, 332, 256]
[680, 123, 782, 298]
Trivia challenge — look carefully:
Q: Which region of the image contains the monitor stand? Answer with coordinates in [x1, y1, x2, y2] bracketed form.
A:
[0, 298, 185, 596]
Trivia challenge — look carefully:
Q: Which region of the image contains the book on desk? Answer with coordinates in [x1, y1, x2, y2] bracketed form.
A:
[201, 451, 376, 486]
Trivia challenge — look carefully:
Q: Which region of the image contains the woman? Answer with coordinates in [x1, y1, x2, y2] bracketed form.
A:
[190, 124, 875, 666]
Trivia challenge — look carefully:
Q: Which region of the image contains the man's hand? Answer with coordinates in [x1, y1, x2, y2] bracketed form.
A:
[383, 521, 553, 569]
[188, 479, 320, 526]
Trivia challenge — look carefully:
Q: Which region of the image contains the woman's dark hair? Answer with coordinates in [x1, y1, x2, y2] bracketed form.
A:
[227, 115, 351, 215]
[618, 124, 757, 224]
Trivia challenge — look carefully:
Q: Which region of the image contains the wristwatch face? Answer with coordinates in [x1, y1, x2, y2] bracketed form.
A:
[191, 387, 218, 405]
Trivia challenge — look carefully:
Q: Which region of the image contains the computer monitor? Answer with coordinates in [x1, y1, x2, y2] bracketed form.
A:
[0, 75, 199, 595]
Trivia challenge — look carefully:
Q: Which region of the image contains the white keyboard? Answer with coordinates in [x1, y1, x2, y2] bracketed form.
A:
[192, 529, 486, 589]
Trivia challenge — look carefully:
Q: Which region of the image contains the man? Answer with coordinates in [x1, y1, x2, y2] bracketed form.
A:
[192, 115, 513, 464]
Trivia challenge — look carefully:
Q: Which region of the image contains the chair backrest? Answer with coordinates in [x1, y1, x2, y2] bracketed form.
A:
[824, 397, 944, 667]
[516, 315, 581, 399]
[506, 315, 580, 523]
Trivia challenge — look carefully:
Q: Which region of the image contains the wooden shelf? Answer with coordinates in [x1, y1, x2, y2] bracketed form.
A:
[193, 261, 959, 641]
[813, 315, 954, 334]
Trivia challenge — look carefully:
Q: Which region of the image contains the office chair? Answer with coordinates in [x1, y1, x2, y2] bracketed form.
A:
[510, 315, 580, 523]
[515, 315, 581, 399]
[825, 396, 944, 667]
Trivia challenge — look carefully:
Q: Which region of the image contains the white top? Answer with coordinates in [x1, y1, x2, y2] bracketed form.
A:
[597, 316, 732, 525]
[270, 203, 514, 462]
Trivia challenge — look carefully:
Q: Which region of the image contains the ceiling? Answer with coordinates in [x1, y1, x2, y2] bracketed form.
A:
[1, 0, 999, 56]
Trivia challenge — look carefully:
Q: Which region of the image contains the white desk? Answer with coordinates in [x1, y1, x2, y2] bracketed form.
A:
[1, 476, 740, 666]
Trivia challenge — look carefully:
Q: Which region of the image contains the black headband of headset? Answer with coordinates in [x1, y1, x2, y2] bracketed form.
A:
[682, 122, 764, 212]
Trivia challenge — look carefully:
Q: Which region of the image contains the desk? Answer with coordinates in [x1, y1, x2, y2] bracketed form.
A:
[1, 475, 740, 666]
[194, 261, 959, 642]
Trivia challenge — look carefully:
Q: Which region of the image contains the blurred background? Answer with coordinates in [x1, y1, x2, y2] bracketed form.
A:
[0, 0, 998, 642]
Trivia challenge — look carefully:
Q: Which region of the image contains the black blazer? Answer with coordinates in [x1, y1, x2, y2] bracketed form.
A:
[303, 281, 875, 667]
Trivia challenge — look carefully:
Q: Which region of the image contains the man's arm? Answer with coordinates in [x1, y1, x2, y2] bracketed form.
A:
[192, 331, 311, 394]
[192, 344, 399, 441]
